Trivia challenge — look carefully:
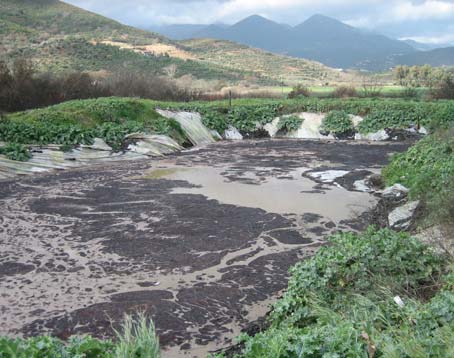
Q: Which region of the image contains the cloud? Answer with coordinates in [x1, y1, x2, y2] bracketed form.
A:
[392, 0, 454, 21]
[64, 0, 454, 42]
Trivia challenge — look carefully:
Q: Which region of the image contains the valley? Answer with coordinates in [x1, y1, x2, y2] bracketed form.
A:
[0, 1, 454, 357]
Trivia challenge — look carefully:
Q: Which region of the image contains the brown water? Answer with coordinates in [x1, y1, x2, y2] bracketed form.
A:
[0, 139, 409, 358]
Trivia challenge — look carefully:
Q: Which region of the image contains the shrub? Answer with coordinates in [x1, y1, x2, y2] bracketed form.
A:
[431, 75, 454, 100]
[320, 110, 354, 137]
[237, 228, 451, 358]
[288, 85, 311, 99]
[277, 115, 303, 133]
[383, 124, 454, 228]
[333, 86, 357, 98]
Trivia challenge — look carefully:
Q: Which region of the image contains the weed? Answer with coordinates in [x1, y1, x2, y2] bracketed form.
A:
[0, 143, 31, 161]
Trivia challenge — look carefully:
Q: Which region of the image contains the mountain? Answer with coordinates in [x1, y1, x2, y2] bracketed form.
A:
[402, 39, 442, 51]
[396, 47, 454, 67]
[163, 14, 423, 70]
[290, 15, 415, 70]
[0, 1, 357, 87]
[196, 15, 291, 53]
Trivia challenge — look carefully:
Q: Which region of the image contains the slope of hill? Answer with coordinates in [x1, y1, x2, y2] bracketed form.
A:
[0, 0, 246, 82]
[0, 0, 362, 87]
[181, 38, 359, 86]
[395, 47, 454, 67]
[171, 14, 419, 70]
[290, 15, 415, 70]
[149, 24, 208, 41]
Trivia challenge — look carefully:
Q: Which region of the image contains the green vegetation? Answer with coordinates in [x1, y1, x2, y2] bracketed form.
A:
[0, 142, 31, 161]
[320, 110, 354, 137]
[277, 115, 304, 133]
[181, 38, 359, 86]
[383, 125, 454, 227]
[171, 98, 454, 135]
[0, 313, 160, 358]
[2, 97, 454, 161]
[0, 0, 247, 83]
[0, 98, 187, 152]
[223, 97, 454, 358]
[236, 228, 454, 358]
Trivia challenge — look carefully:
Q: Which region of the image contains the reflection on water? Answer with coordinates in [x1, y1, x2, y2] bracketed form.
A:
[145, 166, 375, 222]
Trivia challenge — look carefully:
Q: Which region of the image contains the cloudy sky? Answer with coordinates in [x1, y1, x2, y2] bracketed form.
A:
[65, 0, 454, 44]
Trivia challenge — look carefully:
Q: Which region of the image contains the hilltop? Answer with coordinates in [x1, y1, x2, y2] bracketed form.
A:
[0, 0, 357, 87]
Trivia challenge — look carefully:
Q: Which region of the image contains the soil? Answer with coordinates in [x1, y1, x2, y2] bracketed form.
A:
[0, 139, 410, 358]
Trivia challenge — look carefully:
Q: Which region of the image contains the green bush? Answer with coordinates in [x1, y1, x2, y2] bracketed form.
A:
[383, 125, 454, 227]
[277, 115, 303, 133]
[358, 109, 425, 134]
[237, 228, 452, 358]
[320, 110, 354, 137]
[288, 85, 312, 99]
[0, 143, 31, 161]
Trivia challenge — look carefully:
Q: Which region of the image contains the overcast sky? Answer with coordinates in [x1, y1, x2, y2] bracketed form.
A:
[65, 0, 454, 44]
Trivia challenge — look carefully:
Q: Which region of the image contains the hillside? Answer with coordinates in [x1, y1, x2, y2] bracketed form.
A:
[0, 0, 361, 87]
[181, 38, 359, 86]
[0, 0, 246, 83]
[395, 47, 454, 67]
[290, 15, 415, 70]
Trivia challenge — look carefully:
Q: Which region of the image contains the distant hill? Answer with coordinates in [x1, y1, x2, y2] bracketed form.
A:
[0, 0, 358, 87]
[289, 15, 415, 70]
[155, 14, 454, 71]
[395, 47, 454, 67]
[402, 39, 442, 51]
[181, 38, 359, 86]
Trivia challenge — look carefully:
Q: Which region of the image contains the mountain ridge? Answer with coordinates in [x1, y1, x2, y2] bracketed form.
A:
[149, 14, 453, 70]
[1, 1, 357, 86]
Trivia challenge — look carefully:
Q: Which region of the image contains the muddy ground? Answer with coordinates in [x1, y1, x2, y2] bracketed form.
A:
[0, 139, 409, 357]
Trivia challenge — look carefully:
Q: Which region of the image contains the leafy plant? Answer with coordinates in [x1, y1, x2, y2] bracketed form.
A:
[383, 124, 454, 227]
[236, 228, 452, 358]
[0, 143, 31, 161]
[320, 110, 355, 137]
[277, 115, 303, 133]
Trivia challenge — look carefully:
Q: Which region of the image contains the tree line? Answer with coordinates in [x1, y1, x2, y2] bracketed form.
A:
[0, 59, 196, 113]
